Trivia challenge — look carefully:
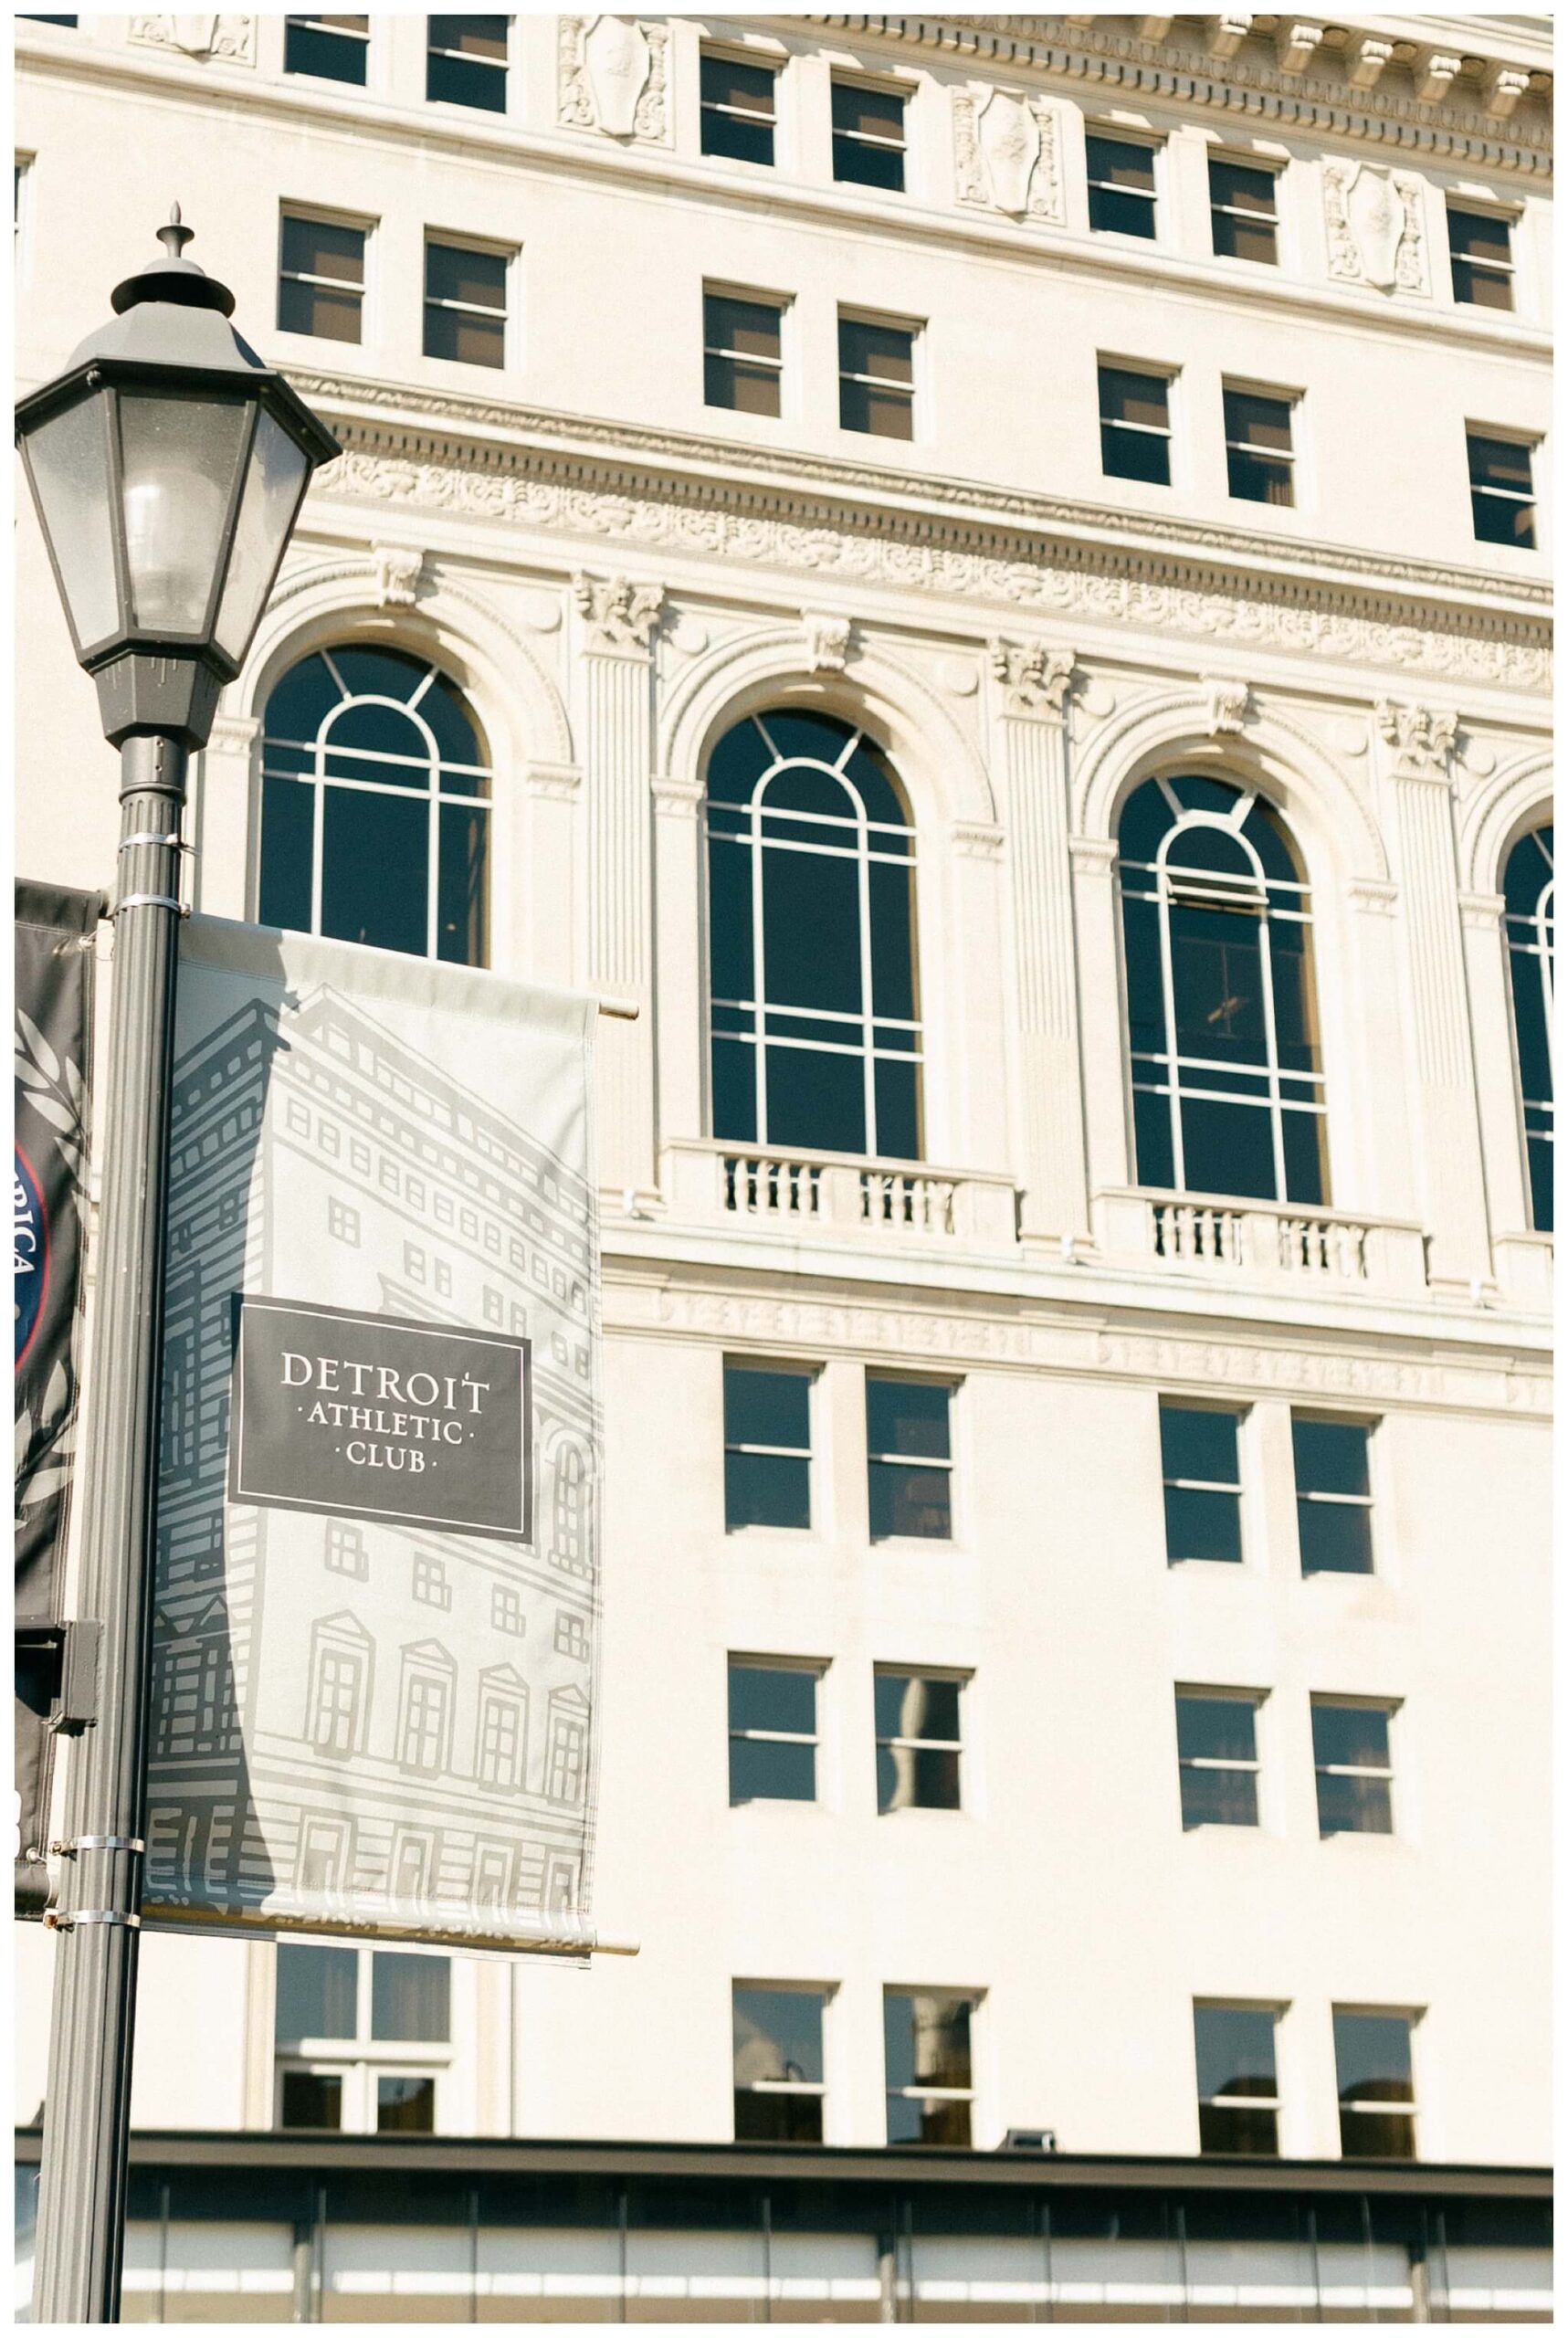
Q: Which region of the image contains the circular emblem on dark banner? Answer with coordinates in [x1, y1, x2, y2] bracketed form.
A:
[15, 1143, 49, 1372]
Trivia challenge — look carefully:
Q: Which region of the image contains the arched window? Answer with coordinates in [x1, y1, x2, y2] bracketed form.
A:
[258, 645, 490, 964]
[1119, 775, 1326, 1206]
[706, 709, 921, 1161]
[1504, 822, 1554, 1232]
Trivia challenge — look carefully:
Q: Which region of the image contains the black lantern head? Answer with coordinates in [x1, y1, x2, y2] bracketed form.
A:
[15, 208, 341, 747]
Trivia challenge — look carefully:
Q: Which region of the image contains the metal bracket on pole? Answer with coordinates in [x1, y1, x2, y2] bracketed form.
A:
[45, 1910, 142, 1933]
[48, 1836, 145, 1859]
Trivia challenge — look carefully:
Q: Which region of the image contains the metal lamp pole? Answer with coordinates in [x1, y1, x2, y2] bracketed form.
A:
[15, 211, 338, 2324]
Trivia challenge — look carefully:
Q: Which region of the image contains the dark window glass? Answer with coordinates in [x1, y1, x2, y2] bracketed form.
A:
[426, 15, 508, 111]
[1120, 775, 1324, 1205]
[279, 2069, 342, 2129]
[832, 80, 906, 191]
[733, 1985, 825, 2141]
[371, 1953, 450, 2042]
[867, 1377, 952, 1542]
[1176, 1692, 1259, 1828]
[1503, 825, 1554, 1230]
[1312, 1701, 1394, 1836]
[700, 53, 776, 165]
[729, 1661, 818, 1804]
[1293, 1416, 1373, 1575]
[1335, 2011, 1416, 2158]
[1194, 2005, 1279, 2155]
[1448, 206, 1514, 310]
[1224, 387, 1295, 505]
[424, 239, 507, 367]
[1161, 1405, 1243, 1564]
[1099, 364, 1172, 485]
[1086, 134, 1157, 237]
[1468, 430, 1536, 548]
[875, 1671, 962, 1813]
[884, 1991, 974, 2146]
[260, 648, 489, 965]
[278, 215, 365, 342]
[839, 315, 915, 438]
[724, 1363, 811, 1531]
[376, 2074, 437, 2132]
[1209, 159, 1278, 264]
[275, 1944, 357, 2040]
[704, 291, 784, 416]
[706, 711, 921, 1160]
[284, 16, 369, 83]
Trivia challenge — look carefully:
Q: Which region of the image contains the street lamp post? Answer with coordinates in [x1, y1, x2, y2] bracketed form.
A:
[16, 211, 339, 2325]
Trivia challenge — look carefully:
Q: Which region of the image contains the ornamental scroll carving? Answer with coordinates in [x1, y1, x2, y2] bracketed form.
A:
[991, 639, 1077, 713]
[316, 452, 1550, 694]
[558, 16, 670, 142]
[574, 572, 665, 649]
[1322, 160, 1427, 293]
[129, 14, 255, 60]
[804, 614, 854, 672]
[953, 87, 1064, 222]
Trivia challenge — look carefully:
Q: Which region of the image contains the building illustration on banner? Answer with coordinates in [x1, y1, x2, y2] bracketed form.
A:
[148, 965, 600, 1940]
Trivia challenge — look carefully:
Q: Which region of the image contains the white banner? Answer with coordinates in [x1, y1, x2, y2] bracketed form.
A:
[142, 916, 605, 1954]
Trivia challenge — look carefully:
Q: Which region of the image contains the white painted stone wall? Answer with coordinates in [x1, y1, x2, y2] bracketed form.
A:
[13, 11, 1552, 2175]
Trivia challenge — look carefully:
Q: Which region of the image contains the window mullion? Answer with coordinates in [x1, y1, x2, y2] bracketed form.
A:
[750, 783, 769, 1143]
[1257, 907, 1288, 1200]
[855, 753, 878, 1155]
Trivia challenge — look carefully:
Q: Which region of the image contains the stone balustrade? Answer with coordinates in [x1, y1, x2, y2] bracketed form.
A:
[1092, 1188, 1431, 1295]
[658, 1140, 1020, 1253]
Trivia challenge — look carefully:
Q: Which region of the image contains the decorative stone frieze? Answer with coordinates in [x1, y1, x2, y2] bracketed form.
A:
[1322, 160, 1427, 294]
[803, 612, 853, 672]
[990, 640, 1077, 715]
[1376, 700, 1459, 774]
[1203, 678, 1251, 735]
[952, 86, 1064, 223]
[574, 572, 665, 651]
[558, 16, 670, 143]
[372, 545, 424, 610]
[130, 15, 254, 61]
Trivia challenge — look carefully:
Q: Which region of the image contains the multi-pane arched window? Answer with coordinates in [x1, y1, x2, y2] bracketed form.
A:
[258, 645, 490, 965]
[706, 709, 922, 1161]
[1504, 822, 1554, 1232]
[1119, 774, 1326, 1206]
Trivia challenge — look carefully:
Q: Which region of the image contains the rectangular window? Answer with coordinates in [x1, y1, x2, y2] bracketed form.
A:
[1292, 1414, 1373, 1575]
[555, 1610, 589, 1659]
[276, 1943, 358, 2041]
[1334, 2009, 1417, 2159]
[875, 1669, 962, 1813]
[884, 1989, 977, 2146]
[723, 1361, 812, 1532]
[284, 16, 369, 83]
[1175, 1690, 1261, 1828]
[1194, 2004, 1279, 2155]
[732, 1984, 826, 2143]
[278, 211, 365, 344]
[412, 1554, 450, 1611]
[426, 15, 508, 111]
[1099, 363, 1172, 485]
[1224, 385, 1296, 506]
[1086, 133, 1157, 238]
[700, 52, 777, 166]
[279, 2069, 343, 2129]
[1468, 430, 1537, 549]
[325, 1521, 367, 1579]
[1448, 206, 1514, 310]
[703, 289, 785, 417]
[1209, 158, 1279, 264]
[832, 79, 906, 192]
[377, 2074, 437, 2132]
[867, 1375, 952, 1540]
[729, 1659, 819, 1805]
[838, 313, 917, 441]
[1312, 1699, 1394, 1836]
[1161, 1404, 1244, 1564]
[424, 237, 508, 368]
[371, 1952, 450, 2042]
[491, 1583, 524, 1635]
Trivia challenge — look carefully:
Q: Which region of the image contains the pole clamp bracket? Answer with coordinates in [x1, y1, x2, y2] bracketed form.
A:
[49, 1835, 145, 1858]
[112, 891, 189, 918]
[117, 831, 182, 854]
[45, 1908, 142, 1933]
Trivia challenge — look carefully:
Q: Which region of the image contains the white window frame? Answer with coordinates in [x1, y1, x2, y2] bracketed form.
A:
[883, 1985, 980, 2142]
[1503, 823, 1555, 1224]
[1222, 379, 1300, 508]
[1194, 2000, 1282, 2151]
[699, 46, 780, 164]
[277, 204, 371, 347]
[426, 15, 510, 113]
[274, 1944, 452, 2136]
[1446, 199, 1517, 311]
[1310, 1696, 1397, 1836]
[829, 74, 909, 189]
[1174, 1686, 1263, 1827]
[1160, 1400, 1247, 1564]
[866, 1372, 955, 1543]
[727, 1655, 823, 1804]
[701, 281, 788, 419]
[874, 1666, 965, 1814]
[1097, 356, 1175, 486]
[1332, 2006, 1420, 2156]
[1206, 151, 1281, 266]
[1466, 423, 1539, 548]
[1084, 127, 1161, 241]
[837, 305, 921, 441]
[282, 14, 371, 84]
[732, 1980, 832, 2127]
[722, 1357, 815, 1535]
[1292, 1411, 1375, 1575]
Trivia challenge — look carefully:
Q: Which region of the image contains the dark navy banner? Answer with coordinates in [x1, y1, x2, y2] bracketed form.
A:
[15, 880, 101, 1905]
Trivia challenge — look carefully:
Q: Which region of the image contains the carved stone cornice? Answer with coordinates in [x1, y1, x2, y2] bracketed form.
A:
[991, 639, 1077, 715]
[289, 374, 1550, 640]
[305, 427, 1549, 699]
[574, 572, 665, 652]
[803, 16, 1550, 171]
[1377, 699, 1460, 775]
